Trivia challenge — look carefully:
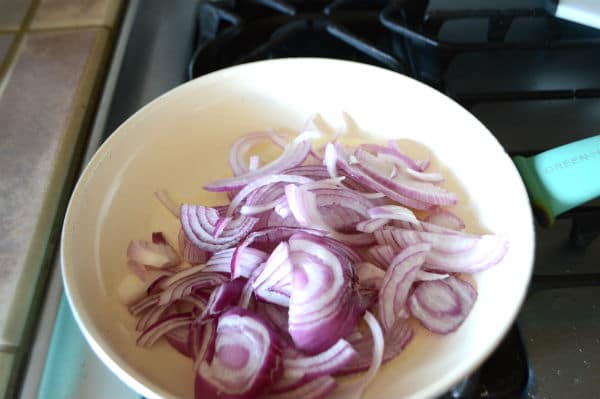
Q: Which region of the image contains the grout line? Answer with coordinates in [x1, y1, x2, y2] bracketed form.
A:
[27, 24, 116, 33]
[0, 345, 16, 353]
[0, 0, 43, 85]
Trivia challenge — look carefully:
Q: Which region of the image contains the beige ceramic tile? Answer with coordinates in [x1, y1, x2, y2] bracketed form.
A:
[0, 27, 109, 346]
[0, 34, 15, 67]
[30, 0, 123, 29]
[0, 0, 33, 30]
[0, 352, 14, 397]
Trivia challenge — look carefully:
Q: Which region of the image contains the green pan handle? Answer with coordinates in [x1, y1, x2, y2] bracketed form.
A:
[513, 134, 600, 226]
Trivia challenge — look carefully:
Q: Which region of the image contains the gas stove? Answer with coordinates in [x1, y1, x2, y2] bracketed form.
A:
[19, 1, 600, 398]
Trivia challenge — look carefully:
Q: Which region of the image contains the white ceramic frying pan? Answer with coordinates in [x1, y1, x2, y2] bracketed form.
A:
[62, 58, 579, 399]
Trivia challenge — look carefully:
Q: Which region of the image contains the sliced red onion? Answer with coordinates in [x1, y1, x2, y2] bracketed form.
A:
[359, 142, 421, 171]
[252, 242, 293, 307]
[181, 204, 258, 252]
[248, 155, 260, 171]
[158, 264, 208, 288]
[356, 218, 390, 233]
[351, 311, 384, 398]
[126, 128, 512, 398]
[227, 174, 313, 217]
[354, 148, 457, 206]
[127, 239, 180, 269]
[408, 276, 477, 334]
[288, 233, 361, 354]
[324, 142, 338, 178]
[416, 270, 450, 281]
[404, 167, 444, 183]
[375, 227, 480, 253]
[202, 248, 235, 274]
[386, 140, 428, 171]
[151, 232, 167, 245]
[201, 278, 247, 321]
[136, 303, 170, 331]
[190, 318, 217, 365]
[155, 189, 180, 218]
[337, 319, 413, 375]
[285, 184, 374, 246]
[375, 228, 509, 273]
[264, 376, 337, 399]
[378, 243, 430, 331]
[425, 209, 466, 231]
[137, 312, 194, 347]
[228, 131, 288, 176]
[159, 272, 228, 306]
[205, 138, 311, 192]
[355, 262, 385, 290]
[334, 143, 434, 210]
[195, 308, 282, 399]
[129, 293, 160, 316]
[365, 245, 396, 269]
[270, 339, 356, 394]
[309, 187, 373, 217]
[392, 219, 463, 234]
[282, 165, 331, 180]
[368, 205, 418, 223]
[178, 229, 208, 265]
[230, 247, 268, 279]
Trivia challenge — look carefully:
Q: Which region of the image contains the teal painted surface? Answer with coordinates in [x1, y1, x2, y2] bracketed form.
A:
[38, 296, 139, 399]
[514, 134, 600, 225]
[38, 297, 86, 399]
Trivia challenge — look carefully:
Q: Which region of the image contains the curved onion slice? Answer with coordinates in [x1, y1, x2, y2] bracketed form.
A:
[337, 318, 413, 375]
[334, 143, 434, 210]
[205, 138, 312, 192]
[227, 174, 313, 217]
[354, 148, 457, 206]
[378, 243, 430, 331]
[190, 318, 217, 364]
[288, 233, 362, 354]
[178, 229, 207, 265]
[253, 242, 293, 307]
[351, 311, 384, 398]
[270, 339, 357, 393]
[361, 142, 423, 172]
[408, 276, 477, 334]
[366, 245, 396, 269]
[356, 218, 390, 233]
[228, 131, 288, 176]
[285, 184, 374, 247]
[137, 312, 194, 347]
[195, 308, 282, 399]
[181, 204, 259, 252]
[368, 205, 418, 224]
[201, 278, 247, 321]
[375, 227, 509, 273]
[425, 209, 466, 231]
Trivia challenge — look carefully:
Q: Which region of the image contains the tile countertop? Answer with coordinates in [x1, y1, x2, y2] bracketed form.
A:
[0, 0, 124, 396]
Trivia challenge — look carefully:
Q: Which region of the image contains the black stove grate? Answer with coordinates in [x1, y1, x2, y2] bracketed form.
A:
[188, 1, 600, 397]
